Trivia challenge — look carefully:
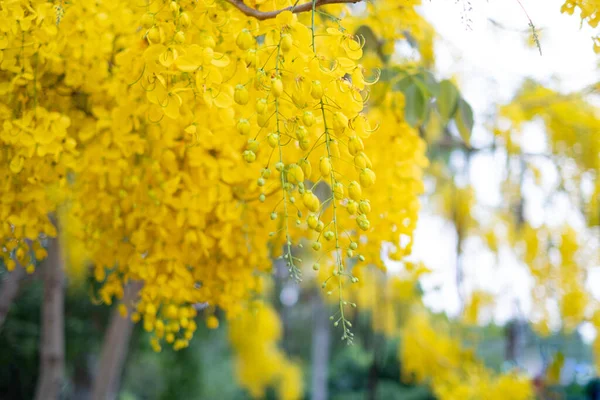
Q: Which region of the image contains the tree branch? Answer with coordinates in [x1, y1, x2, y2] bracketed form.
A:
[34, 237, 65, 400]
[92, 281, 142, 400]
[225, 0, 362, 21]
[0, 266, 27, 330]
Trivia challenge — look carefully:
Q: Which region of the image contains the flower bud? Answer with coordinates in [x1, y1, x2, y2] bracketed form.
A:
[236, 29, 254, 50]
[281, 34, 293, 52]
[307, 215, 319, 229]
[267, 133, 279, 148]
[234, 85, 249, 105]
[256, 98, 268, 114]
[319, 157, 331, 177]
[237, 119, 250, 135]
[311, 80, 323, 99]
[356, 214, 370, 231]
[298, 159, 312, 177]
[174, 31, 185, 44]
[142, 13, 154, 28]
[286, 163, 305, 184]
[359, 168, 376, 188]
[271, 78, 283, 98]
[348, 135, 364, 155]
[243, 150, 256, 163]
[180, 12, 191, 28]
[302, 111, 315, 127]
[346, 200, 358, 215]
[348, 181, 362, 201]
[302, 191, 320, 212]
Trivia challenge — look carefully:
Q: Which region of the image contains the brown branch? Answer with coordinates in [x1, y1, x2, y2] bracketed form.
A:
[225, 0, 362, 21]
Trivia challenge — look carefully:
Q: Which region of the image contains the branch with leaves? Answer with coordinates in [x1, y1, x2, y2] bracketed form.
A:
[224, 0, 362, 20]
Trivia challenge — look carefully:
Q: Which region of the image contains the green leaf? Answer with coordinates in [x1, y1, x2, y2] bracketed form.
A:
[454, 97, 474, 147]
[437, 80, 459, 123]
[403, 81, 427, 128]
[393, 75, 413, 93]
[415, 70, 439, 97]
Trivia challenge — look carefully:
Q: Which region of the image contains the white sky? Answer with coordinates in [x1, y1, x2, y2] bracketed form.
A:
[410, 0, 599, 333]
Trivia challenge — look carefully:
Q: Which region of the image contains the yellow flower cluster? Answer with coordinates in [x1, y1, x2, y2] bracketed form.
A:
[401, 313, 533, 400]
[496, 83, 598, 339]
[229, 301, 302, 400]
[561, 0, 600, 52]
[0, 0, 432, 354]
[0, 0, 78, 273]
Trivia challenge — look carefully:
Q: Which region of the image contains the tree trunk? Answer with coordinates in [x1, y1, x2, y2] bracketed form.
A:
[367, 361, 379, 400]
[310, 292, 330, 400]
[34, 237, 65, 400]
[0, 265, 27, 330]
[91, 281, 142, 400]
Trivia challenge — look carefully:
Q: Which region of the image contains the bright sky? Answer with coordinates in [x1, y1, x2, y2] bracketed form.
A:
[411, 0, 599, 334]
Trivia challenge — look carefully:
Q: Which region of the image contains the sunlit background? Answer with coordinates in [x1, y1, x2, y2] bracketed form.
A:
[411, 0, 600, 381]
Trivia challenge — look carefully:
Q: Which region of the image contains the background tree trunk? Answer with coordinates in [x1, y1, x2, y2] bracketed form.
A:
[34, 237, 65, 400]
[91, 281, 142, 400]
[311, 292, 330, 400]
[0, 266, 27, 330]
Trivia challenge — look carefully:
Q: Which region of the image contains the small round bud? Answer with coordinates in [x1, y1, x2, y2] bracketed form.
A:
[312, 241, 321, 251]
[246, 139, 259, 152]
[256, 98, 268, 114]
[346, 200, 358, 215]
[257, 178, 265, 186]
[275, 162, 285, 171]
[302, 111, 315, 127]
[359, 168, 376, 188]
[179, 12, 190, 28]
[286, 163, 305, 184]
[312, 263, 320, 271]
[359, 200, 371, 214]
[245, 49, 258, 66]
[315, 221, 325, 232]
[142, 13, 154, 28]
[237, 119, 251, 135]
[348, 181, 362, 201]
[243, 150, 256, 163]
[324, 231, 334, 241]
[349, 242, 358, 250]
[358, 255, 365, 262]
[236, 29, 254, 50]
[281, 34, 293, 52]
[174, 31, 185, 44]
[307, 215, 319, 230]
[271, 78, 283, 98]
[234, 84, 249, 105]
[259, 194, 266, 202]
[311, 80, 323, 99]
[270, 212, 278, 220]
[147, 27, 161, 43]
[267, 133, 279, 148]
[319, 157, 332, 177]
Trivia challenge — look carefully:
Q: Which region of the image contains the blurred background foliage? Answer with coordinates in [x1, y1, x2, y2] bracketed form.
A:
[2, 273, 600, 400]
